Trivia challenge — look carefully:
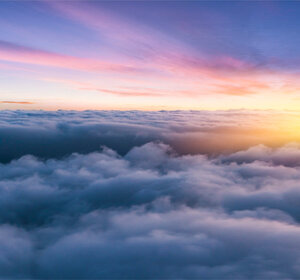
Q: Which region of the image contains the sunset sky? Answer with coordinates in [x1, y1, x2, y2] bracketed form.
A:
[3, 2, 300, 278]
[2, 1, 300, 110]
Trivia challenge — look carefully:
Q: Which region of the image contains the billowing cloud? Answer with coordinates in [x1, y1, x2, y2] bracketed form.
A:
[0, 139, 300, 278]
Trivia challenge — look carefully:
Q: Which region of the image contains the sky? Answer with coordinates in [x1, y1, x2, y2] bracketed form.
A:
[2, 0, 300, 110]
[3, 3, 300, 278]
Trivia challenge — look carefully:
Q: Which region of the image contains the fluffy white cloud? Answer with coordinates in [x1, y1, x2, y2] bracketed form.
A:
[0, 140, 300, 278]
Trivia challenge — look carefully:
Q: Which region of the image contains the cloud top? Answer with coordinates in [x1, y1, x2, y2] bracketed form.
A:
[0, 110, 300, 278]
[0, 109, 299, 163]
[0, 140, 300, 278]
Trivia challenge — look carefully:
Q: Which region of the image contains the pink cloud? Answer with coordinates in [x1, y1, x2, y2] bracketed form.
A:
[46, 1, 194, 62]
[0, 40, 140, 74]
[80, 87, 164, 97]
[0, 101, 34, 104]
[43, 1, 280, 98]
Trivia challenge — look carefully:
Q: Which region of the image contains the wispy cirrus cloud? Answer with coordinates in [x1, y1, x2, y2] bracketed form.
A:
[47, 1, 258, 74]
[2, 1, 300, 109]
[42, 1, 300, 100]
[0, 40, 141, 74]
[0, 9, 292, 101]
[80, 87, 164, 97]
[46, 1, 184, 60]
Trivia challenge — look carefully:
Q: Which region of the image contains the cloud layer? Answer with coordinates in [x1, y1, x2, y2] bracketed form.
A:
[0, 110, 300, 278]
[0, 109, 299, 163]
[0, 140, 300, 278]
